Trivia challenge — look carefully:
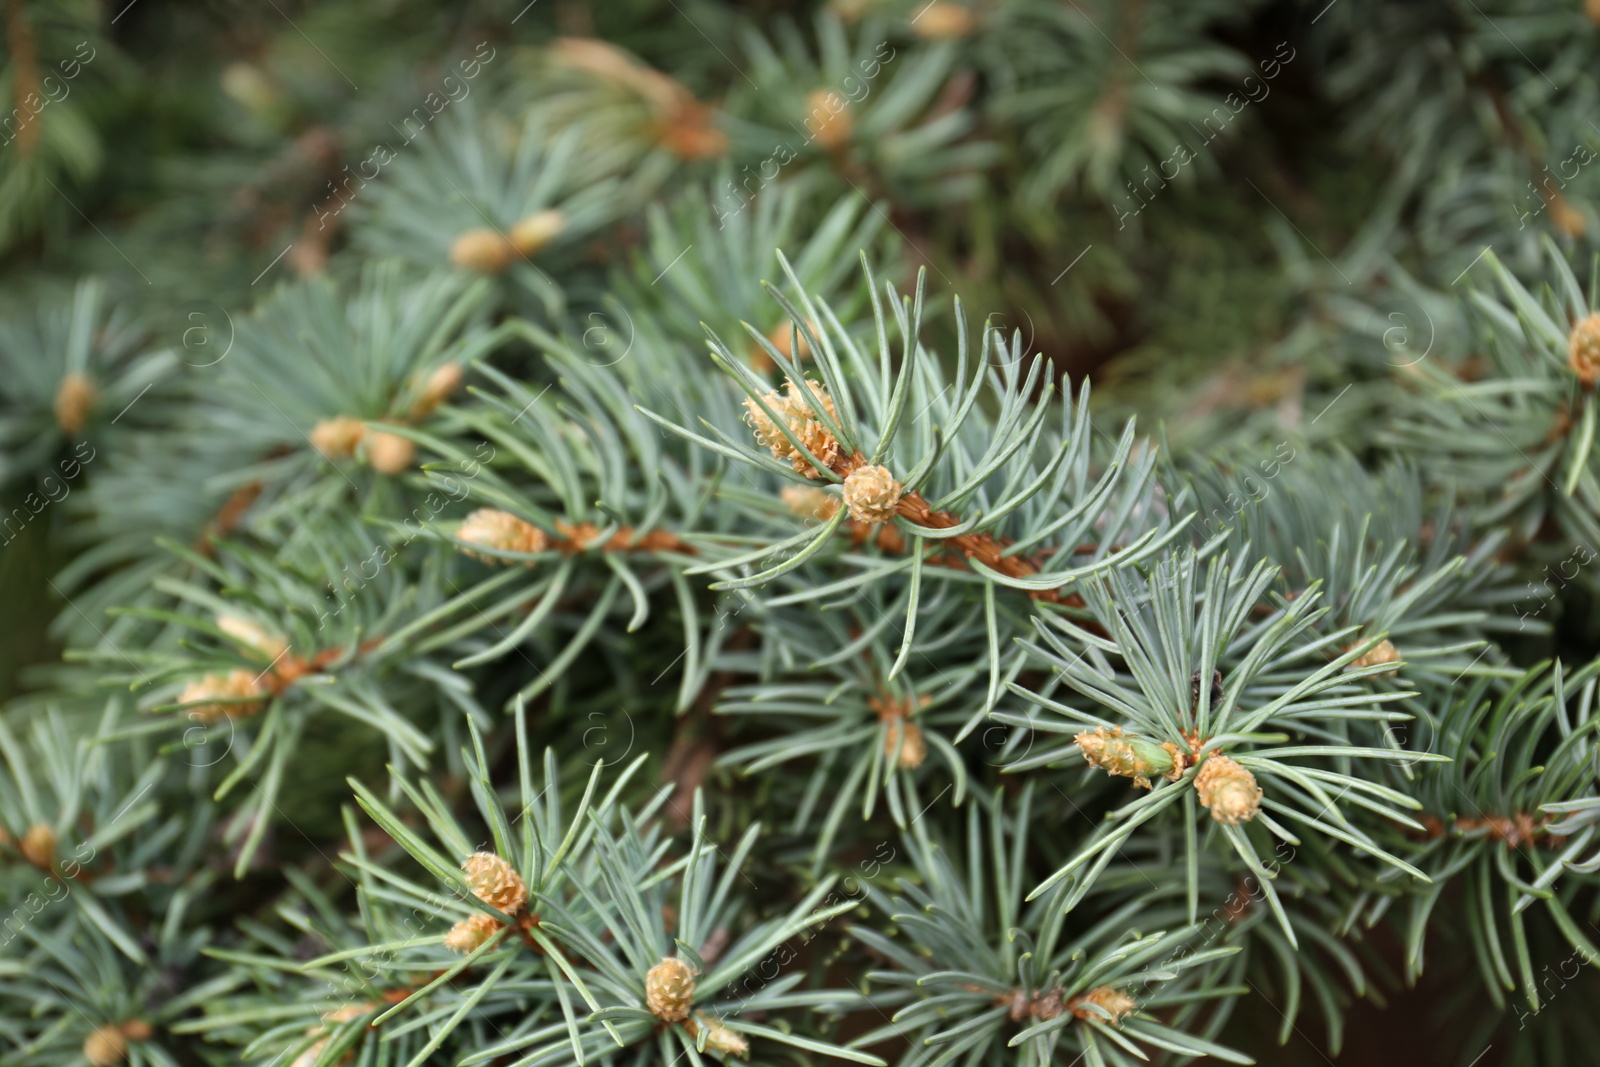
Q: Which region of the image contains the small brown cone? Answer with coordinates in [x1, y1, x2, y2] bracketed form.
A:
[177, 670, 266, 723]
[841, 464, 902, 524]
[1569, 313, 1600, 387]
[805, 90, 852, 152]
[450, 228, 513, 273]
[310, 416, 367, 459]
[1193, 755, 1262, 825]
[462, 851, 527, 913]
[20, 823, 56, 868]
[364, 431, 415, 475]
[456, 509, 548, 563]
[444, 911, 503, 953]
[645, 956, 697, 1022]
[83, 1027, 127, 1067]
[55, 372, 97, 434]
[510, 210, 566, 258]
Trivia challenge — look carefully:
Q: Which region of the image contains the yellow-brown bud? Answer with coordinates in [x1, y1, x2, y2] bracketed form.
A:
[510, 210, 566, 258]
[781, 485, 841, 522]
[290, 1039, 327, 1067]
[1347, 638, 1401, 674]
[645, 956, 697, 1022]
[744, 379, 842, 478]
[766, 319, 813, 363]
[913, 2, 978, 39]
[656, 99, 729, 160]
[444, 911, 503, 953]
[1570, 313, 1600, 387]
[20, 823, 56, 868]
[1071, 986, 1136, 1026]
[84, 1027, 127, 1067]
[455, 508, 548, 563]
[410, 363, 463, 419]
[177, 670, 266, 724]
[1547, 191, 1587, 239]
[1074, 726, 1184, 789]
[1193, 754, 1262, 825]
[842, 464, 902, 524]
[884, 719, 926, 769]
[55, 372, 97, 435]
[462, 851, 527, 914]
[687, 1013, 749, 1057]
[450, 228, 513, 273]
[364, 430, 415, 475]
[805, 90, 852, 152]
[216, 613, 289, 662]
[309, 416, 367, 459]
[119, 1021, 153, 1042]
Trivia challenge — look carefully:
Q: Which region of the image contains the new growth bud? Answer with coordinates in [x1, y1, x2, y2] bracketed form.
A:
[1193, 754, 1263, 824]
[645, 956, 697, 1022]
[1074, 725, 1184, 789]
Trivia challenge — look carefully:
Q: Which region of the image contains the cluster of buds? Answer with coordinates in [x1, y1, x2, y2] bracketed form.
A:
[1193, 754, 1263, 825]
[448, 211, 568, 274]
[446, 851, 526, 953]
[82, 1021, 153, 1067]
[742, 378, 841, 477]
[55, 371, 97, 434]
[841, 463, 903, 524]
[1570, 312, 1600, 387]
[309, 416, 416, 475]
[645, 956, 697, 1022]
[1074, 725, 1186, 789]
[176, 669, 267, 723]
[454, 508, 549, 564]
